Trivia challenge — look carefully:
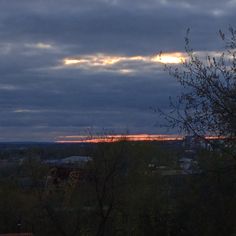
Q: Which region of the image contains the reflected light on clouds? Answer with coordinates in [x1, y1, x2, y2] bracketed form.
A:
[63, 52, 186, 68]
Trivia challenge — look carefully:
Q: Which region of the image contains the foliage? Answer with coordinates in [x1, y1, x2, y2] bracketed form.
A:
[1, 142, 236, 235]
[162, 27, 236, 139]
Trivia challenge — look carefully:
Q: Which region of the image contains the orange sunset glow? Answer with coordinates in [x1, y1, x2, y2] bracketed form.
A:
[56, 134, 183, 143]
[56, 134, 228, 143]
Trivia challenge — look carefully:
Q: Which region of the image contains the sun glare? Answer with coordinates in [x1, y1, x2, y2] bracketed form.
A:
[152, 53, 185, 64]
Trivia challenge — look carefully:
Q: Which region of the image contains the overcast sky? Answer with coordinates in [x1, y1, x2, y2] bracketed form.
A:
[0, 0, 235, 141]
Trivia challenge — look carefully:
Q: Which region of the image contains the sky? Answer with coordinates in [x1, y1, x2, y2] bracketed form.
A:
[0, 0, 235, 142]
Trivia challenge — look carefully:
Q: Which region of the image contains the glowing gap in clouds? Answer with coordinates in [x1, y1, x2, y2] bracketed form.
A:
[63, 52, 186, 68]
[152, 53, 185, 64]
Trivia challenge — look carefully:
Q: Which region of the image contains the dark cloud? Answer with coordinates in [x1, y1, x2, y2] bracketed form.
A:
[0, 0, 235, 141]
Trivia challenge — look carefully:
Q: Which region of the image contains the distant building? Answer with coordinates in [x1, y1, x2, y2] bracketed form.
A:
[183, 135, 207, 150]
[44, 155, 92, 168]
[44, 155, 93, 186]
[61, 156, 92, 167]
[179, 157, 200, 174]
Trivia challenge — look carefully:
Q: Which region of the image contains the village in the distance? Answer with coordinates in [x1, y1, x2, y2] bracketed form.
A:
[0, 135, 223, 182]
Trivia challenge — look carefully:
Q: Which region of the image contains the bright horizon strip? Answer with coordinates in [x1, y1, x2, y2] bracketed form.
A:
[56, 134, 185, 143]
[63, 52, 186, 67]
[56, 134, 227, 143]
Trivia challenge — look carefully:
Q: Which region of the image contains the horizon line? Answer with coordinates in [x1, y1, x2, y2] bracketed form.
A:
[56, 134, 226, 144]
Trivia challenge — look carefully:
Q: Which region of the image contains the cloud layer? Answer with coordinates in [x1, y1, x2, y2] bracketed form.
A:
[0, 0, 235, 141]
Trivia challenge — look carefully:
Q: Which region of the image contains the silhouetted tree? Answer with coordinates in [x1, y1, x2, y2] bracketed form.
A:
[161, 27, 236, 142]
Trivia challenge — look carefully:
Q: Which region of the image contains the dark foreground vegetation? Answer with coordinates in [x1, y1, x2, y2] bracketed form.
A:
[0, 140, 236, 236]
